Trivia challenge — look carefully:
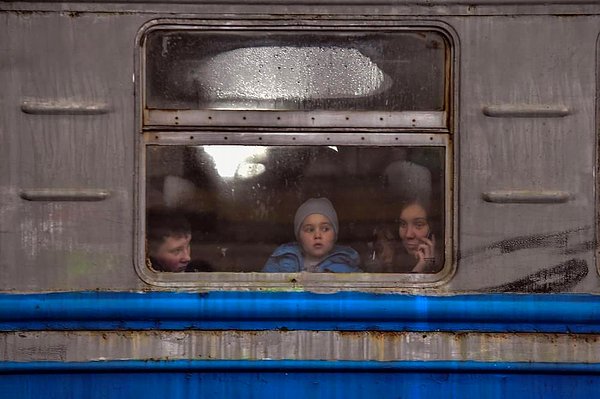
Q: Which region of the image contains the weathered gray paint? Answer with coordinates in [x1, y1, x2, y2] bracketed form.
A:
[0, 3, 598, 292]
[1, 11, 141, 291]
[454, 15, 597, 291]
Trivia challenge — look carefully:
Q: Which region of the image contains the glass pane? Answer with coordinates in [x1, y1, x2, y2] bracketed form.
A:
[145, 145, 446, 274]
[145, 30, 447, 112]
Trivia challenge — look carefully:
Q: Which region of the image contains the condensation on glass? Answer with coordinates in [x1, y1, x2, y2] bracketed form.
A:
[143, 28, 448, 128]
[146, 145, 445, 274]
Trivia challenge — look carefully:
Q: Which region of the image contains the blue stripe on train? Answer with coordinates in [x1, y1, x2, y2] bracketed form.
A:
[1, 360, 600, 398]
[3, 359, 600, 373]
[1, 291, 600, 332]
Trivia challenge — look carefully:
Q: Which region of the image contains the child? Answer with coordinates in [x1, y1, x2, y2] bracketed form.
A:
[146, 209, 212, 272]
[262, 198, 362, 273]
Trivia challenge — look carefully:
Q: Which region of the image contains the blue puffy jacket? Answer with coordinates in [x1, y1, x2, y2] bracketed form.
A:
[262, 242, 362, 273]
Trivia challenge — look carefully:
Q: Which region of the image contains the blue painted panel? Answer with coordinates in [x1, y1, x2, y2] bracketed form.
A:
[4, 360, 600, 373]
[0, 361, 599, 399]
[1, 292, 600, 332]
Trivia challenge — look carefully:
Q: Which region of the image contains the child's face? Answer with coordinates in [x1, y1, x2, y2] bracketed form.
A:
[298, 213, 336, 261]
[151, 234, 192, 272]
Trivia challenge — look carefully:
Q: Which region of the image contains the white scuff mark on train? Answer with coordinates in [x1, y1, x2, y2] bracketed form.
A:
[20, 218, 39, 259]
[20, 204, 70, 259]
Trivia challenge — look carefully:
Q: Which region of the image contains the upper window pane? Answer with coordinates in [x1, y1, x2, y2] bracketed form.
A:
[144, 29, 447, 112]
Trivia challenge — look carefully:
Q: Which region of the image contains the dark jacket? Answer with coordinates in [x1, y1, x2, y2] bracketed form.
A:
[148, 257, 213, 273]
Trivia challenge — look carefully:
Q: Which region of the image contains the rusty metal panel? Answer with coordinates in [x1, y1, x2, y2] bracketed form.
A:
[2, 330, 599, 363]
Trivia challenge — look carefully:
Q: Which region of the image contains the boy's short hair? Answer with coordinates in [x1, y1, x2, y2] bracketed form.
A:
[146, 209, 191, 253]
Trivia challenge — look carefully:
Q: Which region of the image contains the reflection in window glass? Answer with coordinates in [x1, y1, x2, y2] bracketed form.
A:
[145, 30, 446, 111]
[146, 145, 445, 273]
[188, 47, 388, 106]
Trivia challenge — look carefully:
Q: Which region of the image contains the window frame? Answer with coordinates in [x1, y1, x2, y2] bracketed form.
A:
[134, 18, 458, 290]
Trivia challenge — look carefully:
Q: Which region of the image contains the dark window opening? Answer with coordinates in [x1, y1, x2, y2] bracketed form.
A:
[145, 145, 446, 274]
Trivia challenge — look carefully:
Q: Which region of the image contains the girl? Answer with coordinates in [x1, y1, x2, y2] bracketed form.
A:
[371, 199, 440, 273]
[396, 199, 438, 272]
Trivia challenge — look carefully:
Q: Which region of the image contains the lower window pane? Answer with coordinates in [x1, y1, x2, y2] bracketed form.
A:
[145, 145, 445, 274]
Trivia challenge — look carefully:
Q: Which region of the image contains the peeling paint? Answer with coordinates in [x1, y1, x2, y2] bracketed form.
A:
[4, 330, 600, 364]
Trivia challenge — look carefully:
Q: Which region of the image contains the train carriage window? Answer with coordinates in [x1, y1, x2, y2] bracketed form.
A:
[146, 144, 446, 274]
[138, 22, 454, 288]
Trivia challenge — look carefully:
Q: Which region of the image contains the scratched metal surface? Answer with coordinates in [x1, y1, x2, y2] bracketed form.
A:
[2, 330, 600, 363]
[0, 5, 598, 293]
[453, 15, 597, 292]
[2, 1, 600, 16]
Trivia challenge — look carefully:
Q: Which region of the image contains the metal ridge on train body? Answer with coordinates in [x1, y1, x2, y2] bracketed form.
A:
[5, 0, 600, 4]
[1, 292, 600, 332]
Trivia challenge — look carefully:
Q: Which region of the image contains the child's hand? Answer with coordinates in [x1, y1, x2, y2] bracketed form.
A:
[412, 234, 435, 272]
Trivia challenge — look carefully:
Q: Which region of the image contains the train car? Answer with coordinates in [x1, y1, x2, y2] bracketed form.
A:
[1, 0, 600, 397]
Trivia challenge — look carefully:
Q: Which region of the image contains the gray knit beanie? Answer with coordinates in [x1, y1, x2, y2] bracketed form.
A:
[294, 197, 339, 239]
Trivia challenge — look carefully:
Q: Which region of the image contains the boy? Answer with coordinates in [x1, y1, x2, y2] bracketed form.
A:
[262, 198, 361, 273]
[146, 209, 211, 272]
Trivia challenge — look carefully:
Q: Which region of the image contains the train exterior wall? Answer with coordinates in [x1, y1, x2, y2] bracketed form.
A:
[1, 1, 599, 398]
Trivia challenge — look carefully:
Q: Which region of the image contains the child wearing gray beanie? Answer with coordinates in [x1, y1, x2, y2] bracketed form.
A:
[263, 197, 362, 273]
[293, 198, 339, 240]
